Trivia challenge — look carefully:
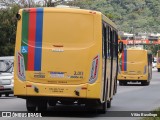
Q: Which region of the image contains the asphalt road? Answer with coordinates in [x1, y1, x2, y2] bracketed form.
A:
[0, 68, 160, 120]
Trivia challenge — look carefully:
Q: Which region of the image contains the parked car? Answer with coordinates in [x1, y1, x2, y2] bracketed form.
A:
[0, 56, 14, 97]
[152, 57, 157, 68]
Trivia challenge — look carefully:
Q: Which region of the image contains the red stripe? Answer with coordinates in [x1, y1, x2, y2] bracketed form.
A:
[122, 52, 124, 71]
[27, 8, 36, 70]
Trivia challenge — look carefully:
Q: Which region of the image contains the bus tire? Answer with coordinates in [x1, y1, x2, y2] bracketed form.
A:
[26, 99, 36, 112]
[158, 68, 160, 72]
[107, 100, 111, 108]
[113, 78, 117, 95]
[48, 100, 57, 106]
[146, 81, 150, 86]
[119, 81, 124, 86]
[142, 81, 150, 86]
[37, 101, 47, 111]
[98, 102, 106, 114]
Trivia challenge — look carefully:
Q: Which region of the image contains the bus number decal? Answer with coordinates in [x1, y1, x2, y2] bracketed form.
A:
[74, 71, 83, 75]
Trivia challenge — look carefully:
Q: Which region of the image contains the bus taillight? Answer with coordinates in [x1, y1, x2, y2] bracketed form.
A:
[144, 65, 147, 74]
[118, 66, 121, 74]
[89, 55, 99, 84]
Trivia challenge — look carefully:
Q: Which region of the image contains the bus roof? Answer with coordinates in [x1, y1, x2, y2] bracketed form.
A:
[102, 14, 117, 30]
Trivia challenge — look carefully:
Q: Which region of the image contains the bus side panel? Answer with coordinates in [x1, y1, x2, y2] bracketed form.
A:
[89, 14, 103, 101]
[156, 51, 160, 69]
[14, 77, 26, 95]
[87, 83, 101, 99]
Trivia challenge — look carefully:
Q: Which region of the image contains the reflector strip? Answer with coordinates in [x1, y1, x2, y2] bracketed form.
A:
[26, 85, 32, 87]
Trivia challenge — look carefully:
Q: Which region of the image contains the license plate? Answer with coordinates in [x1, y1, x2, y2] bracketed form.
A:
[1, 80, 11, 85]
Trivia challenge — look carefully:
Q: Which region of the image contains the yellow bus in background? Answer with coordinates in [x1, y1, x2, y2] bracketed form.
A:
[118, 47, 152, 86]
[156, 50, 160, 72]
[14, 7, 123, 113]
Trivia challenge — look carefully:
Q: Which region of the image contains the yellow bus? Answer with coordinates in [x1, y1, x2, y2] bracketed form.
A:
[118, 47, 152, 86]
[156, 50, 160, 72]
[14, 7, 123, 113]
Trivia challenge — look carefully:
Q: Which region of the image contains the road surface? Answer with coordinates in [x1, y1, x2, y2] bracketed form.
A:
[0, 68, 160, 120]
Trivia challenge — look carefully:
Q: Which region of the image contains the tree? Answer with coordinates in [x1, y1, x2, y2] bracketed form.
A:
[0, 5, 20, 56]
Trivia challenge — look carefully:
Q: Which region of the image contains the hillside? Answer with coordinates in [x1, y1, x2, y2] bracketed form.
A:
[0, 0, 160, 56]
[67, 0, 160, 33]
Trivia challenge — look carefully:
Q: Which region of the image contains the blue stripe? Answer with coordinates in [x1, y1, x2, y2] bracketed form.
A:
[124, 50, 127, 71]
[34, 8, 43, 71]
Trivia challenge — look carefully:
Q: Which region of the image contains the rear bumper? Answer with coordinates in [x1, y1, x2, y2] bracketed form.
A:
[118, 74, 148, 81]
[0, 85, 13, 94]
[14, 81, 102, 99]
[0, 89, 13, 94]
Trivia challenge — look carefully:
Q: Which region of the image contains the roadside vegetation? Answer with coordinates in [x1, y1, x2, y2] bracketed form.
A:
[0, 0, 160, 56]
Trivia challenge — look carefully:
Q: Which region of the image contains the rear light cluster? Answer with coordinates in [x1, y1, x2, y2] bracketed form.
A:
[158, 58, 160, 63]
[17, 52, 26, 81]
[144, 65, 147, 74]
[89, 55, 99, 84]
[118, 65, 121, 74]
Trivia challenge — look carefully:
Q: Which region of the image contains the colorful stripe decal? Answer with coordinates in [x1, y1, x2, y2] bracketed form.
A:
[124, 50, 127, 71]
[121, 51, 124, 71]
[121, 50, 127, 71]
[34, 8, 43, 71]
[21, 10, 29, 70]
[27, 8, 36, 70]
[21, 8, 43, 71]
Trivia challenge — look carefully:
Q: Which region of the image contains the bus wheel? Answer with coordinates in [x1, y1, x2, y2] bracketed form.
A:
[158, 68, 160, 72]
[98, 101, 106, 114]
[142, 81, 150, 86]
[113, 79, 117, 95]
[48, 100, 57, 106]
[26, 99, 36, 112]
[107, 100, 111, 108]
[37, 101, 47, 111]
[119, 81, 124, 86]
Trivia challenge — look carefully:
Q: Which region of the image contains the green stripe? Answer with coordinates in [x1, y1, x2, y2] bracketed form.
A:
[21, 10, 29, 70]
